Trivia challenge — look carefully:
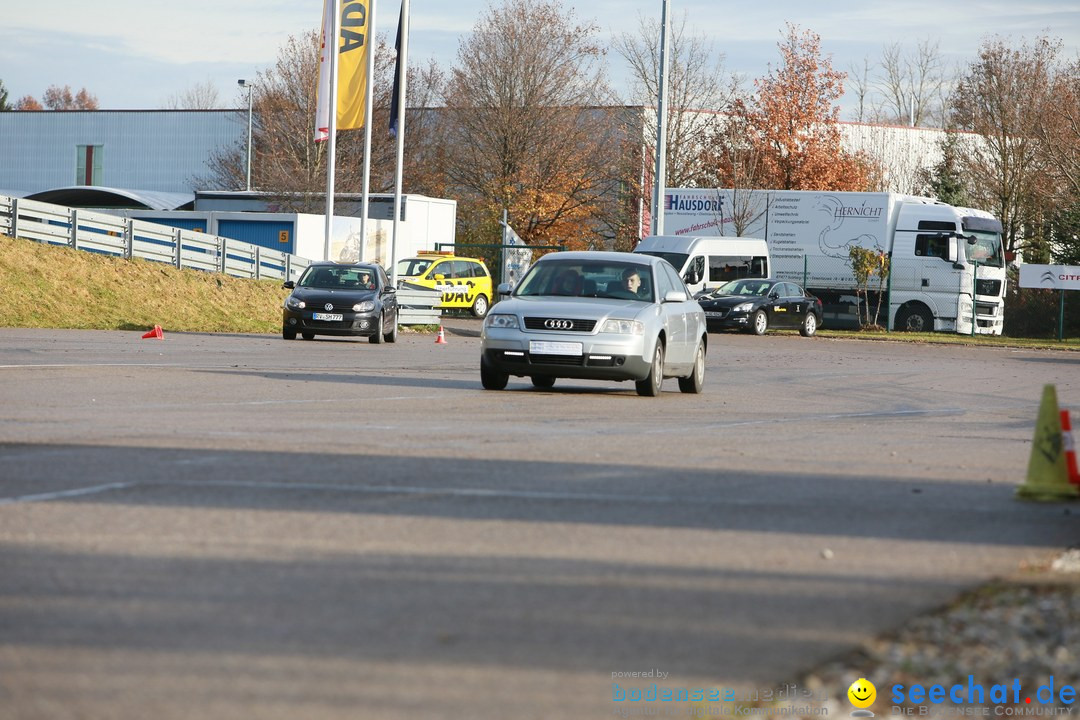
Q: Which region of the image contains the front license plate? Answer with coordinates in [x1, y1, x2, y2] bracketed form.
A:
[705, 311, 724, 318]
[529, 340, 583, 356]
[313, 312, 343, 321]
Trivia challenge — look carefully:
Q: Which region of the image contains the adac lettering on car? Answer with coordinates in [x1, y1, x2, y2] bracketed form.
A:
[435, 280, 476, 304]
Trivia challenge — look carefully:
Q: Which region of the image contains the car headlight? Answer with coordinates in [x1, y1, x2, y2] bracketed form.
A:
[601, 319, 644, 335]
[733, 302, 753, 313]
[485, 313, 519, 329]
[353, 301, 376, 312]
[286, 297, 306, 309]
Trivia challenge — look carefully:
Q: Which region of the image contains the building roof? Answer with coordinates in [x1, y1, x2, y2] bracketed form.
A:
[24, 186, 195, 210]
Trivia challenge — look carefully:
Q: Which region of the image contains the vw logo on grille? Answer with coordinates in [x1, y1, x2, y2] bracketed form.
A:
[325, 303, 334, 311]
[544, 319, 573, 330]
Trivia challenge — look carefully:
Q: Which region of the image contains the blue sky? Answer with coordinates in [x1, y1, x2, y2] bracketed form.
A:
[2, 1, 1078, 117]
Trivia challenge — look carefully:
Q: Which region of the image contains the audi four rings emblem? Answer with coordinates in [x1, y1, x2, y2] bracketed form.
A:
[325, 303, 334, 311]
[544, 319, 573, 330]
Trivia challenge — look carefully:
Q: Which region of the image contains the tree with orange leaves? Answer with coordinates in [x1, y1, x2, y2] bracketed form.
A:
[734, 24, 872, 191]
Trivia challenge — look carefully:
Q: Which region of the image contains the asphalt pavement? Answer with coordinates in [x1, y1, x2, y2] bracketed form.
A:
[0, 327, 1077, 719]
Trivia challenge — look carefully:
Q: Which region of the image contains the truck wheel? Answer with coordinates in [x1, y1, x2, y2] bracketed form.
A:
[678, 341, 706, 394]
[750, 310, 768, 335]
[531, 375, 556, 389]
[800, 312, 818, 337]
[472, 294, 490, 318]
[896, 306, 933, 333]
[636, 343, 665, 397]
[481, 356, 509, 390]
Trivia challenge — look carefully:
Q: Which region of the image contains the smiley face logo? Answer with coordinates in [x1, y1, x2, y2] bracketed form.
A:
[848, 678, 876, 712]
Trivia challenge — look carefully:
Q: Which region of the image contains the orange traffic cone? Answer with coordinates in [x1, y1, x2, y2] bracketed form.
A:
[1062, 409, 1080, 486]
[435, 326, 447, 344]
[141, 324, 164, 340]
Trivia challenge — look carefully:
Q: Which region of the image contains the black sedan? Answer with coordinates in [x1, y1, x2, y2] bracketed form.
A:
[282, 262, 398, 343]
[697, 278, 822, 336]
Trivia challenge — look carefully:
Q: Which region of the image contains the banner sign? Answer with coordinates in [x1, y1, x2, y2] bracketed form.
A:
[1019, 265, 1080, 290]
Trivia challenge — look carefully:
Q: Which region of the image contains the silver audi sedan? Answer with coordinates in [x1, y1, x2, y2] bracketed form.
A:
[480, 251, 707, 396]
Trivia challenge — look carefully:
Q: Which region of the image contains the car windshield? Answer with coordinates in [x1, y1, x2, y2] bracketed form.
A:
[396, 258, 433, 277]
[516, 260, 655, 302]
[714, 279, 774, 296]
[298, 266, 377, 290]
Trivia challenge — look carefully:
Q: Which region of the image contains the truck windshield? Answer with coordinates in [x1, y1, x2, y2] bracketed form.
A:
[964, 231, 1004, 268]
[636, 251, 688, 272]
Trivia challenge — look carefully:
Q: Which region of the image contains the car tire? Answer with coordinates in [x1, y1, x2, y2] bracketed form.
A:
[750, 309, 768, 336]
[472, 294, 490, 318]
[283, 327, 297, 340]
[301, 331, 315, 340]
[531, 375, 556, 389]
[481, 356, 509, 390]
[635, 342, 665, 397]
[384, 314, 398, 343]
[370, 313, 385, 344]
[800, 312, 818, 337]
[678, 341, 705, 394]
[896, 305, 933, 333]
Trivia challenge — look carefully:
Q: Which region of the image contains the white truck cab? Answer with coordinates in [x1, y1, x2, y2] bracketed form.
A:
[633, 235, 771, 296]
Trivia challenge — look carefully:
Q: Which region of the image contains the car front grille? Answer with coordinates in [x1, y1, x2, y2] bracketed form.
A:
[528, 353, 586, 366]
[523, 317, 597, 332]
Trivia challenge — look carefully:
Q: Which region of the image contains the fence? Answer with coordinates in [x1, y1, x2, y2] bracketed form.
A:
[0, 194, 311, 282]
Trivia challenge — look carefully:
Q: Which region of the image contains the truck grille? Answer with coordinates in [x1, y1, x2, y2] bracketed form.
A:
[975, 279, 1001, 297]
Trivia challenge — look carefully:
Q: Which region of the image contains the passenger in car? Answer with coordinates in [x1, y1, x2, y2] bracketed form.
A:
[552, 270, 584, 296]
[609, 267, 644, 299]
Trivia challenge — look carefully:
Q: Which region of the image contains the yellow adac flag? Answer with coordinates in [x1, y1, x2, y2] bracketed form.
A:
[1017, 384, 1079, 501]
[336, 0, 370, 131]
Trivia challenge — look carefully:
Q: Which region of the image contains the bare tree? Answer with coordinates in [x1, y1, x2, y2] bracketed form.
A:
[440, 0, 620, 249]
[875, 38, 950, 127]
[612, 11, 738, 189]
[949, 35, 1060, 257]
[846, 56, 876, 123]
[166, 80, 222, 110]
[1034, 57, 1080, 201]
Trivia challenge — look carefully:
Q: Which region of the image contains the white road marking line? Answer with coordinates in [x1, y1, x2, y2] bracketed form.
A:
[0, 482, 137, 506]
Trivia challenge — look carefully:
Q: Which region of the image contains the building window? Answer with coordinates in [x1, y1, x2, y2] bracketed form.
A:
[76, 145, 103, 185]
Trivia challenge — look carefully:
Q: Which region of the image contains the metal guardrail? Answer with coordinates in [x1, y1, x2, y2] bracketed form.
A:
[395, 286, 444, 325]
[0, 194, 312, 282]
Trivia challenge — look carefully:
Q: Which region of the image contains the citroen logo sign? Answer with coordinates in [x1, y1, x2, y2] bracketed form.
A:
[544, 319, 573, 330]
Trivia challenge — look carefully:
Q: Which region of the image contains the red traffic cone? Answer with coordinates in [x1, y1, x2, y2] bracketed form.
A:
[435, 326, 447, 344]
[142, 324, 164, 340]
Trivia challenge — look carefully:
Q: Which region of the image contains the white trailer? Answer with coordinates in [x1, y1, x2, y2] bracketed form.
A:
[661, 189, 1006, 334]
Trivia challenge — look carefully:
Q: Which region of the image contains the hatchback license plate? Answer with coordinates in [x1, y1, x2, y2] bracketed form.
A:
[705, 311, 725, 318]
[529, 340, 583, 356]
[313, 312, 343, 321]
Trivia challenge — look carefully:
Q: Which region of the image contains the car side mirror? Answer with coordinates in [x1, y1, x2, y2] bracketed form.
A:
[497, 282, 513, 298]
[768, 292, 779, 300]
[434, 273, 445, 281]
[663, 290, 688, 303]
[282, 281, 295, 290]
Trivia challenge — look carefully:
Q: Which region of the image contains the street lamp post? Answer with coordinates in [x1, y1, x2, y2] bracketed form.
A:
[237, 79, 254, 192]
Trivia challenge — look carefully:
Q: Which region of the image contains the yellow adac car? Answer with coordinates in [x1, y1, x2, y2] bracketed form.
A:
[396, 252, 493, 318]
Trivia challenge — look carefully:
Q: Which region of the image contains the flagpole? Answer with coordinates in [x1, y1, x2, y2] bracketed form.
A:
[359, 0, 376, 262]
[651, 0, 670, 236]
[324, 0, 340, 260]
[390, 0, 409, 286]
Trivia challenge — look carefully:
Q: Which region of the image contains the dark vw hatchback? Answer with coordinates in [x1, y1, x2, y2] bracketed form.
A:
[697, 278, 822, 336]
[282, 262, 399, 343]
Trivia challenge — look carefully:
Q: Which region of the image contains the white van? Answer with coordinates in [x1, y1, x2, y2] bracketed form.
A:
[633, 235, 771, 296]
